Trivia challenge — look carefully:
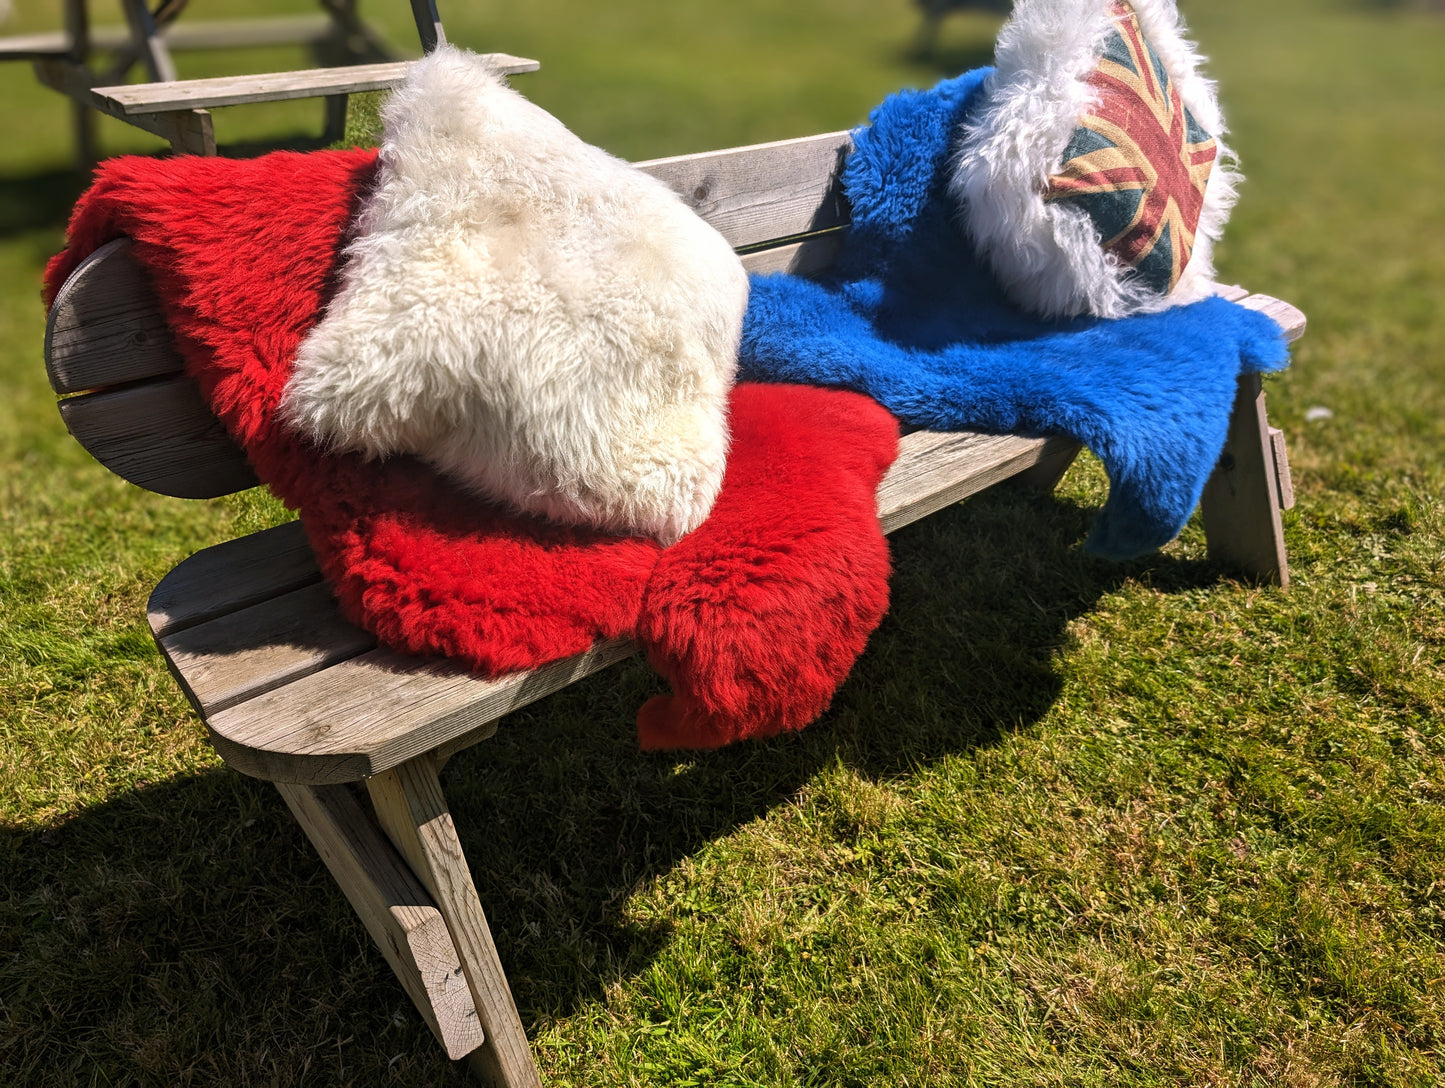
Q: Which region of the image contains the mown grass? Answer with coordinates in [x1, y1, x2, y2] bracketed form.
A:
[2, 0, 1443, 1085]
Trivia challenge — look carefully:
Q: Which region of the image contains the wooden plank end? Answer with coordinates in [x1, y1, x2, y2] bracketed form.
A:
[1238, 293, 1308, 343]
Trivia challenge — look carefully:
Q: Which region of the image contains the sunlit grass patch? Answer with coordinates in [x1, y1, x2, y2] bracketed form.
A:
[2, 0, 1443, 1084]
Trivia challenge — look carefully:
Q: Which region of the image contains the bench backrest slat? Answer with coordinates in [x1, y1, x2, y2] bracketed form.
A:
[45, 237, 187, 395]
[46, 131, 856, 499]
[58, 376, 262, 496]
[637, 130, 852, 249]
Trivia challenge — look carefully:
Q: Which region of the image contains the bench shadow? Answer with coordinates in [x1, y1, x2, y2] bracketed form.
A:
[431, 480, 1227, 1023]
[1, 480, 1230, 1081]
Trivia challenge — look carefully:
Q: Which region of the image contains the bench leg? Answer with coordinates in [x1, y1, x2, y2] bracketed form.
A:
[1200, 373, 1292, 587]
[275, 781, 485, 1060]
[367, 755, 542, 1088]
[1016, 438, 1082, 492]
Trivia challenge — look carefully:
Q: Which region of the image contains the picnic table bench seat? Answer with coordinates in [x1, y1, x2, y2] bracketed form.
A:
[44, 127, 1305, 1085]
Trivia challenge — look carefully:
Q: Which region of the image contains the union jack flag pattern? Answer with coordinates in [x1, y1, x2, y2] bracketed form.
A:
[1044, 1, 1218, 295]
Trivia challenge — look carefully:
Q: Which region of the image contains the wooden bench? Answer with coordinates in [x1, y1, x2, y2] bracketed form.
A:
[43, 128, 1305, 1086]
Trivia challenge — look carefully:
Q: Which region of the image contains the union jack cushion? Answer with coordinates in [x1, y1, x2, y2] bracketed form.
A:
[1044, 2, 1218, 295]
[951, 0, 1238, 318]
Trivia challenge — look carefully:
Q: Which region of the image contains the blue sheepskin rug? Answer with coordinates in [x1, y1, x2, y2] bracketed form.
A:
[740, 69, 1290, 561]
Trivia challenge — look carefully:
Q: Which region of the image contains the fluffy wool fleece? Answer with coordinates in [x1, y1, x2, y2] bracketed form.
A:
[741, 70, 1288, 561]
[950, 0, 1239, 318]
[281, 46, 748, 545]
[44, 149, 898, 749]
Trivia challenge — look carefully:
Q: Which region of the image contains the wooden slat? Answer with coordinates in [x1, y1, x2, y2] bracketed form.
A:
[637, 131, 853, 250]
[877, 430, 1078, 534]
[58, 376, 257, 498]
[44, 240, 1304, 398]
[46, 239, 183, 395]
[160, 581, 376, 714]
[204, 640, 635, 784]
[275, 781, 484, 1060]
[148, 520, 319, 637]
[367, 757, 541, 1087]
[739, 230, 846, 278]
[1238, 292, 1307, 342]
[91, 54, 539, 114]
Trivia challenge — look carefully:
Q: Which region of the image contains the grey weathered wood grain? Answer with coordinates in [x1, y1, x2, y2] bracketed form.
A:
[44, 142, 853, 395]
[58, 377, 257, 498]
[91, 54, 539, 114]
[1200, 372, 1290, 587]
[275, 781, 484, 1060]
[45, 239, 184, 395]
[739, 230, 846, 277]
[1238, 293, 1307, 342]
[367, 757, 541, 1087]
[638, 131, 853, 250]
[204, 639, 639, 784]
[1269, 426, 1295, 511]
[148, 521, 321, 637]
[160, 581, 376, 714]
[877, 431, 1079, 534]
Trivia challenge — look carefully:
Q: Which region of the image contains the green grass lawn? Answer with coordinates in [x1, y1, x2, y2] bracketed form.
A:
[2, 0, 1443, 1084]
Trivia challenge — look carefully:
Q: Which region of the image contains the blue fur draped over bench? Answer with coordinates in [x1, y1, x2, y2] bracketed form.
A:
[739, 69, 1289, 561]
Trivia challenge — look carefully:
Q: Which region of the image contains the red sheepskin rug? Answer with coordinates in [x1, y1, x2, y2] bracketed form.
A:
[636, 382, 898, 749]
[45, 149, 900, 748]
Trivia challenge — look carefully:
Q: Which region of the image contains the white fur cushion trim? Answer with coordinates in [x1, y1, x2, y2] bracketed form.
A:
[950, 0, 1240, 318]
[281, 45, 748, 545]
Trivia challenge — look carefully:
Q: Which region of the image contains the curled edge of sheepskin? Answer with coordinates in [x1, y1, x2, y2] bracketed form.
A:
[281, 45, 749, 545]
[949, 0, 1240, 319]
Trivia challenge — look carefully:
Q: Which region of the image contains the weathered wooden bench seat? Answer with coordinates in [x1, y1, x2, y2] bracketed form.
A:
[44, 128, 1305, 1085]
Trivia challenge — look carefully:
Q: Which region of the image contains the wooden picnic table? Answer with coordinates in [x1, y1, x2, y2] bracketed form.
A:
[0, 0, 535, 161]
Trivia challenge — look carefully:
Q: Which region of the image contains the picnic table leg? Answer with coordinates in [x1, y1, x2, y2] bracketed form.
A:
[62, 0, 99, 170]
[367, 755, 542, 1088]
[1200, 373, 1292, 587]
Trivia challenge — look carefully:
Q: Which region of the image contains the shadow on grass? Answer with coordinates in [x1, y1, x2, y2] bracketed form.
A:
[0, 481, 1231, 1082]
[0, 171, 86, 238]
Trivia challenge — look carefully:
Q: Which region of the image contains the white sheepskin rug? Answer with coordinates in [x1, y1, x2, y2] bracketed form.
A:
[282, 45, 748, 545]
[950, 0, 1239, 318]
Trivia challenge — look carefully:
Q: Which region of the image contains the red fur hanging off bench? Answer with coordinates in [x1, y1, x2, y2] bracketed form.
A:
[46, 149, 900, 749]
